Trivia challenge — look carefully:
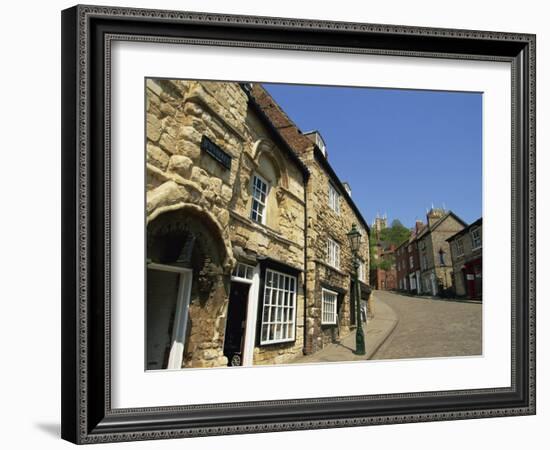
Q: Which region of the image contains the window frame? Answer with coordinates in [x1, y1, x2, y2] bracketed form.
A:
[321, 288, 338, 325]
[327, 237, 341, 269]
[259, 268, 297, 346]
[456, 238, 465, 257]
[250, 173, 269, 225]
[471, 227, 482, 250]
[328, 182, 340, 214]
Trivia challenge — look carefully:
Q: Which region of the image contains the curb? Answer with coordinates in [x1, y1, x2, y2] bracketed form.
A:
[366, 297, 400, 359]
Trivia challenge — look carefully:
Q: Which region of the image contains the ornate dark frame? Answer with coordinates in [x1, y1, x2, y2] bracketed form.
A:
[61, 4, 536, 444]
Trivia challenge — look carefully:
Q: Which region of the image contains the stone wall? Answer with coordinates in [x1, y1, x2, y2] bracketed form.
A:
[146, 79, 306, 368]
[419, 213, 465, 295]
[301, 150, 370, 354]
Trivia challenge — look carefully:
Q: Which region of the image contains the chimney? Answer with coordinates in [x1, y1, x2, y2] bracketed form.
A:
[304, 130, 328, 158]
[415, 219, 424, 234]
[342, 182, 352, 197]
[427, 207, 445, 226]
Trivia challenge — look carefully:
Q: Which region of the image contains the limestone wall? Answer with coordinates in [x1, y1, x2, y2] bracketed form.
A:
[146, 79, 306, 368]
[302, 150, 370, 354]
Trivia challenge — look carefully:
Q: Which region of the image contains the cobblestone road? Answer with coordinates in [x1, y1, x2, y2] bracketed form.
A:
[371, 290, 482, 360]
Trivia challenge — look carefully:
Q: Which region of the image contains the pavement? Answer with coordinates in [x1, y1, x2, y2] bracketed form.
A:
[289, 291, 399, 364]
[371, 290, 482, 360]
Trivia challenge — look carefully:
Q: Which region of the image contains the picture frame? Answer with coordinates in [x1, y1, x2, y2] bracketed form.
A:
[61, 4, 536, 444]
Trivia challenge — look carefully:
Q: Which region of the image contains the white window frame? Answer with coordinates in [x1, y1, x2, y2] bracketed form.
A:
[250, 174, 269, 225]
[321, 288, 338, 325]
[327, 237, 341, 269]
[230, 263, 261, 367]
[328, 183, 340, 214]
[232, 262, 255, 281]
[409, 255, 414, 269]
[456, 238, 465, 256]
[259, 269, 297, 345]
[471, 227, 482, 250]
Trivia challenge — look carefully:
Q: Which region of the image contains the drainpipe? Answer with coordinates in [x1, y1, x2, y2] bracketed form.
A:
[302, 170, 309, 355]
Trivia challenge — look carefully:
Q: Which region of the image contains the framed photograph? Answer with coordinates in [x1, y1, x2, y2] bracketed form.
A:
[61, 4, 536, 444]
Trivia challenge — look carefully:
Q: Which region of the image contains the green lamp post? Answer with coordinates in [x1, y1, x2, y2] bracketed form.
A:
[347, 223, 366, 356]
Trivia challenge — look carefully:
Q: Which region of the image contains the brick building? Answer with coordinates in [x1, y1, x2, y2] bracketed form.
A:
[145, 79, 372, 368]
[395, 220, 424, 293]
[447, 218, 482, 299]
[370, 243, 397, 291]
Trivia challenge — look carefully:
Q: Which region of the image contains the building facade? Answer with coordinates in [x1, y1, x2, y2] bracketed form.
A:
[396, 220, 424, 294]
[145, 79, 372, 369]
[417, 209, 467, 296]
[250, 84, 371, 355]
[447, 218, 482, 299]
[146, 79, 309, 369]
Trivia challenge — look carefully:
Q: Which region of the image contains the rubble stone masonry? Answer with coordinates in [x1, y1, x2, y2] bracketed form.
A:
[146, 79, 306, 367]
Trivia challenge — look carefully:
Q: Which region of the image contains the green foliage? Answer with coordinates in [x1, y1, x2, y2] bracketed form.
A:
[379, 219, 411, 246]
[378, 258, 394, 271]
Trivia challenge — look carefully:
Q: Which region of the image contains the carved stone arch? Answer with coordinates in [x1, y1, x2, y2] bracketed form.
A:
[251, 138, 289, 189]
[147, 203, 235, 275]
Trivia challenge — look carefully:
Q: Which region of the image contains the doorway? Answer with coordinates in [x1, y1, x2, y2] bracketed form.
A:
[146, 265, 192, 370]
[223, 282, 250, 366]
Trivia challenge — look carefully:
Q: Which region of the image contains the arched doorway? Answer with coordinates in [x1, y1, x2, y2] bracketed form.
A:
[146, 207, 230, 370]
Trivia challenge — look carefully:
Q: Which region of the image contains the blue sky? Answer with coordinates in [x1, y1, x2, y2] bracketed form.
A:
[263, 83, 482, 229]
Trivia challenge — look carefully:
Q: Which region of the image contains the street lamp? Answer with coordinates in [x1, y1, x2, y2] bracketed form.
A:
[347, 223, 366, 355]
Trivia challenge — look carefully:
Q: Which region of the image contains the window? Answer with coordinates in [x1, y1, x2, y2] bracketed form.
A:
[409, 255, 414, 269]
[421, 254, 428, 270]
[328, 183, 340, 213]
[439, 250, 446, 265]
[408, 245, 412, 253]
[260, 269, 296, 344]
[327, 238, 340, 269]
[471, 228, 482, 249]
[321, 288, 338, 325]
[232, 262, 254, 281]
[250, 174, 268, 224]
[456, 239, 464, 256]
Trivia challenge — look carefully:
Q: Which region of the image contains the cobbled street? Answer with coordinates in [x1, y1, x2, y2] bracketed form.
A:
[371, 290, 482, 360]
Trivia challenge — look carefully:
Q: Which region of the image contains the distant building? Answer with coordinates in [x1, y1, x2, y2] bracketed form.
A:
[447, 218, 482, 299]
[417, 208, 467, 296]
[370, 243, 397, 291]
[395, 220, 424, 294]
[372, 214, 388, 240]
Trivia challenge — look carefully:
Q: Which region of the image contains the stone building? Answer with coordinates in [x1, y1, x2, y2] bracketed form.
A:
[243, 85, 372, 355]
[371, 214, 388, 240]
[447, 218, 482, 299]
[416, 208, 467, 296]
[145, 79, 309, 369]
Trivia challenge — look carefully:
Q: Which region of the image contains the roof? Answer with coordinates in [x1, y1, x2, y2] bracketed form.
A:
[396, 211, 466, 248]
[446, 217, 483, 242]
[416, 211, 468, 240]
[246, 83, 371, 236]
[240, 83, 310, 180]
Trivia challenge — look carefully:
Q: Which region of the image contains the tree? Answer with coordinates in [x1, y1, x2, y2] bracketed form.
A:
[378, 219, 411, 246]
